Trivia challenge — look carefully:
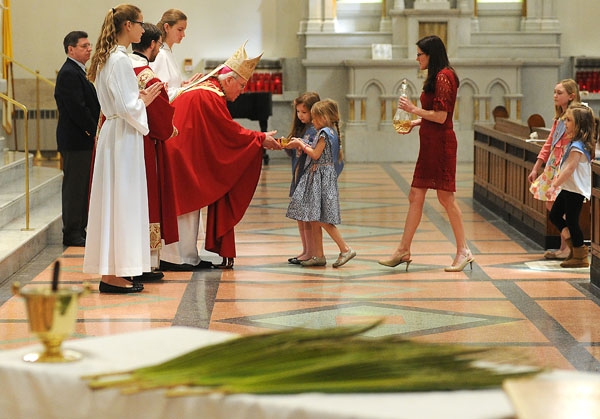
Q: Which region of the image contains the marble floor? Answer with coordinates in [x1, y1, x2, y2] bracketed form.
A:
[1, 162, 598, 372]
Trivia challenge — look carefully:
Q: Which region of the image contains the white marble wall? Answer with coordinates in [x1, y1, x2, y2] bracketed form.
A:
[302, 0, 563, 162]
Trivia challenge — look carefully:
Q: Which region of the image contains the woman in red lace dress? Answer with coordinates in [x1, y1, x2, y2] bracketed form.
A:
[379, 35, 473, 272]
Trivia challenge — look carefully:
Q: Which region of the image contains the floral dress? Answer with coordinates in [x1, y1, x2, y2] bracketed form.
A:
[289, 124, 317, 197]
[286, 127, 341, 224]
[529, 119, 567, 201]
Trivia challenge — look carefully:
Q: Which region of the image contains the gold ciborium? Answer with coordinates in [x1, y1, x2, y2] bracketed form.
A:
[12, 282, 90, 363]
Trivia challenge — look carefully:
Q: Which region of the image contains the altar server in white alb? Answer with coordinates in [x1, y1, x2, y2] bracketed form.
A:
[150, 8, 202, 101]
[84, 4, 163, 294]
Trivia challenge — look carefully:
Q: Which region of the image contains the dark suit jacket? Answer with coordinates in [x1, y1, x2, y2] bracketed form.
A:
[54, 58, 100, 152]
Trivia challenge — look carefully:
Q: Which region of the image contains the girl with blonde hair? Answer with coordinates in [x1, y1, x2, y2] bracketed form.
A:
[547, 104, 597, 268]
[84, 4, 163, 293]
[286, 99, 355, 268]
[528, 79, 581, 259]
[150, 9, 202, 101]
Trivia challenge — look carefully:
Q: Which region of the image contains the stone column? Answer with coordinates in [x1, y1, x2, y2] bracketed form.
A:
[393, 0, 405, 10]
[380, 0, 392, 32]
[521, 0, 559, 31]
[305, 0, 323, 32]
[322, 0, 337, 32]
[469, 0, 479, 32]
[347, 95, 369, 126]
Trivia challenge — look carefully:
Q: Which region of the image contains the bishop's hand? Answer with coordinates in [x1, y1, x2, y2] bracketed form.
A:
[262, 130, 282, 150]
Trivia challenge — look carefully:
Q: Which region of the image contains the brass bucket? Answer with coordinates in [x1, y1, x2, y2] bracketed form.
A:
[12, 282, 90, 363]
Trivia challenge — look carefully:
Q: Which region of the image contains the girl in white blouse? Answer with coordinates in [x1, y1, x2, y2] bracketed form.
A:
[150, 9, 202, 101]
[547, 103, 597, 268]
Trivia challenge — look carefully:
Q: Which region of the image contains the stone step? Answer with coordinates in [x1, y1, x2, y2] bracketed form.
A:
[304, 32, 394, 61]
[470, 31, 561, 46]
[457, 44, 561, 59]
[0, 150, 63, 284]
[0, 151, 30, 188]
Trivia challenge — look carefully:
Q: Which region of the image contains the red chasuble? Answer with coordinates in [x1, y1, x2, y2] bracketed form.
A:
[165, 78, 266, 257]
[133, 66, 178, 245]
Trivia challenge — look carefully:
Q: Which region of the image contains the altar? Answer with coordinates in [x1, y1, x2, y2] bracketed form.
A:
[0, 327, 519, 419]
[0, 327, 598, 419]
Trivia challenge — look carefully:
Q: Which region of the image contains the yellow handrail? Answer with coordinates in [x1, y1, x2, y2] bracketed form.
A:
[0, 91, 32, 230]
[1, 53, 55, 87]
[1, 53, 56, 161]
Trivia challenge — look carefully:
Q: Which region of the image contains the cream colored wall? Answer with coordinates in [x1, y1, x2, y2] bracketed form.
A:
[6, 0, 600, 82]
[9, 0, 306, 80]
[556, 0, 600, 58]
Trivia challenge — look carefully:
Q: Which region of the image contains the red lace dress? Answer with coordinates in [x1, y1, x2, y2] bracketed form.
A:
[412, 68, 459, 192]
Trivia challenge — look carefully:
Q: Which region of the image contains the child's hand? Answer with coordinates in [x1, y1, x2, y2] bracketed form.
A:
[285, 138, 302, 149]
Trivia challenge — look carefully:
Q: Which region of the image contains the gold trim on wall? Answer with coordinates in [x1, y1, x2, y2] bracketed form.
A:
[418, 22, 447, 46]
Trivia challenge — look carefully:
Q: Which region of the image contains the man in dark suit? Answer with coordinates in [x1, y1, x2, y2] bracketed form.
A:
[54, 31, 100, 247]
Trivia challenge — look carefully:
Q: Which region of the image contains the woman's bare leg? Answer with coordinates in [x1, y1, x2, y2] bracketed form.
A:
[437, 190, 470, 264]
[387, 187, 427, 259]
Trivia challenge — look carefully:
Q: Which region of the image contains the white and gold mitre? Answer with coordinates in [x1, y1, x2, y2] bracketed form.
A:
[178, 41, 263, 97]
[224, 41, 263, 81]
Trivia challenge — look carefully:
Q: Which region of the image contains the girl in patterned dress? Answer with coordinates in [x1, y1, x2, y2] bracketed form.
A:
[285, 99, 355, 268]
[285, 92, 320, 265]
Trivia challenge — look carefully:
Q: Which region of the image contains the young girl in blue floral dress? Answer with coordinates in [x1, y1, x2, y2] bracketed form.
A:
[285, 99, 355, 268]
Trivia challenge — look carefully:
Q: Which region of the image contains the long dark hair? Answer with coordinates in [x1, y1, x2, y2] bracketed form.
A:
[417, 35, 459, 93]
[288, 91, 320, 138]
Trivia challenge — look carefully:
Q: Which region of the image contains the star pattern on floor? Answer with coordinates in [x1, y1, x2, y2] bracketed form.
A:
[217, 301, 521, 338]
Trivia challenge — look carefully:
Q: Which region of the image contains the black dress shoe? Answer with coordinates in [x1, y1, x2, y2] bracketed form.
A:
[99, 281, 144, 294]
[63, 237, 86, 247]
[132, 271, 165, 282]
[215, 257, 234, 269]
[193, 260, 214, 270]
[159, 260, 193, 271]
[159, 260, 213, 271]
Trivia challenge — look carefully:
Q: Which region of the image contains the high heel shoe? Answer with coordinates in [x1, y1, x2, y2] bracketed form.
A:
[215, 257, 234, 269]
[378, 252, 412, 271]
[444, 252, 474, 272]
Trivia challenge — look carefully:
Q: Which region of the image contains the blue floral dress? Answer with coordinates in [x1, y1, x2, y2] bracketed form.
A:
[289, 124, 317, 197]
[286, 127, 341, 224]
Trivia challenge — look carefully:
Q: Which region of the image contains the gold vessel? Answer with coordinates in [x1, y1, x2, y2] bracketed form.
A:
[393, 119, 411, 134]
[393, 78, 412, 134]
[12, 282, 90, 363]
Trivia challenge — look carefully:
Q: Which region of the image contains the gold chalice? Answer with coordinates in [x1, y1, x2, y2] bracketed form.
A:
[279, 137, 291, 147]
[12, 282, 90, 363]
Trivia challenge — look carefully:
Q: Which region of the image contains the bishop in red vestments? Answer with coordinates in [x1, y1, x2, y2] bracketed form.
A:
[160, 42, 282, 269]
